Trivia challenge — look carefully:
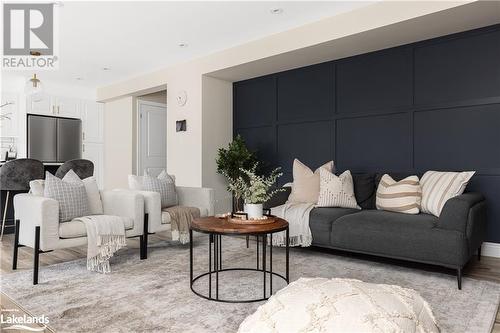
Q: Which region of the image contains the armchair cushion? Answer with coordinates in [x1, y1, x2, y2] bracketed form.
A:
[44, 172, 90, 222]
[59, 216, 134, 239]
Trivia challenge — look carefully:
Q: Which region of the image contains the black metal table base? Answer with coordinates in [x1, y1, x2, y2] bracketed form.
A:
[189, 228, 289, 303]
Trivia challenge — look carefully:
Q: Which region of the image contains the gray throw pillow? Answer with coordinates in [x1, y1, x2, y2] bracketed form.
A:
[143, 171, 177, 208]
[44, 172, 90, 222]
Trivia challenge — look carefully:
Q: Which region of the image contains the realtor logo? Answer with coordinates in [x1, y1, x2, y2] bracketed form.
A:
[2, 3, 58, 69]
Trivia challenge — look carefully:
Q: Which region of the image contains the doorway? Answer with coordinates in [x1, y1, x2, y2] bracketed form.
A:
[137, 94, 167, 177]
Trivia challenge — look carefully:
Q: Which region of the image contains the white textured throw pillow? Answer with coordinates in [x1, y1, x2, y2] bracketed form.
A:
[420, 170, 475, 217]
[29, 179, 45, 196]
[317, 169, 360, 209]
[143, 171, 178, 208]
[63, 170, 104, 215]
[288, 159, 334, 204]
[238, 278, 439, 333]
[44, 172, 90, 222]
[376, 174, 422, 214]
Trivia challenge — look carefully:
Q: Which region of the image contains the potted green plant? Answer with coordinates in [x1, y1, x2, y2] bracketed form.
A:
[216, 135, 258, 211]
[238, 165, 284, 219]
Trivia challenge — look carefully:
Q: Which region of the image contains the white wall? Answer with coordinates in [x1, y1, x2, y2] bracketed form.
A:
[202, 76, 233, 213]
[98, 1, 484, 207]
[103, 96, 134, 189]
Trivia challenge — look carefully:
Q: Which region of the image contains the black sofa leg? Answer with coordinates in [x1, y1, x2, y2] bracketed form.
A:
[478, 246, 482, 261]
[246, 236, 249, 248]
[457, 267, 462, 290]
[12, 219, 20, 270]
[140, 214, 148, 260]
[33, 226, 40, 285]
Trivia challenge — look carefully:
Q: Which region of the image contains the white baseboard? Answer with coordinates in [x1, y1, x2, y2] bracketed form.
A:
[482, 242, 500, 258]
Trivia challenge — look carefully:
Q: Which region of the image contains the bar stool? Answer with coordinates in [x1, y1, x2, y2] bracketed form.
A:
[55, 159, 94, 179]
[0, 159, 44, 240]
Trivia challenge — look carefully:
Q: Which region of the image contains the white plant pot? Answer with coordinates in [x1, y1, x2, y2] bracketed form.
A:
[246, 203, 263, 219]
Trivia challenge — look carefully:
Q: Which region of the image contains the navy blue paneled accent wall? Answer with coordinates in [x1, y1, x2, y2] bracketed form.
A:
[233, 24, 500, 243]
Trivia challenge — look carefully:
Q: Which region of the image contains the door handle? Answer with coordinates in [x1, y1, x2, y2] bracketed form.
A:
[57, 106, 60, 114]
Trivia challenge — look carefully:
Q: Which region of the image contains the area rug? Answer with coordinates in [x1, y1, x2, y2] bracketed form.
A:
[1, 235, 499, 333]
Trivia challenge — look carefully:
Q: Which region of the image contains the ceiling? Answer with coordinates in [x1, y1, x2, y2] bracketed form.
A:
[3, 1, 375, 90]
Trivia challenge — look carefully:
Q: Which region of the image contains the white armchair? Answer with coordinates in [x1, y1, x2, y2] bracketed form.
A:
[13, 190, 145, 285]
[127, 175, 215, 258]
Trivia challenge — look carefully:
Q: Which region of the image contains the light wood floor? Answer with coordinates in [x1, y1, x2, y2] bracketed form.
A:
[1, 233, 499, 332]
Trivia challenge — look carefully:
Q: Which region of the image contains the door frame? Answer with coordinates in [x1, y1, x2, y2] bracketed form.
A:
[136, 99, 167, 176]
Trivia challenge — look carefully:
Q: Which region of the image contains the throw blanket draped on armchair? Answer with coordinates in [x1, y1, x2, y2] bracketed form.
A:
[164, 206, 200, 244]
[74, 215, 127, 273]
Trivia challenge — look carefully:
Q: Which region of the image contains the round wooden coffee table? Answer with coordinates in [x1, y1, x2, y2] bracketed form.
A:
[189, 216, 289, 303]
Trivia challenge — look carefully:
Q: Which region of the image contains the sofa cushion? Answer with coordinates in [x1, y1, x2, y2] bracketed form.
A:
[309, 207, 360, 245]
[161, 206, 209, 224]
[376, 174, 422, 214]
[317, 170, 360, 209]
[330, 210, 468, 266]
[288, 159, 334, 204]
[59, 216, 134, 239]
[352, 173, 376, 209]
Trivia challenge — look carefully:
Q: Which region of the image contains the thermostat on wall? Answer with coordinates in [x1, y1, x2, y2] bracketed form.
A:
[176, 120, 187, 132]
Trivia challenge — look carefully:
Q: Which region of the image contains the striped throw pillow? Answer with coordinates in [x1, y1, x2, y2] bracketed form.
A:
[376, 174, 422, 214]
[420, 170, 475, 217]
[317, 169, 360, 209]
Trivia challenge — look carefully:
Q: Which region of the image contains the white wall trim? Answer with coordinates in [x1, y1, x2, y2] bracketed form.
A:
[482, 242, 500, 258]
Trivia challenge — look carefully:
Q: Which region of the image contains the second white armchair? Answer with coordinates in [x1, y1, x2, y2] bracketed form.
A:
[127, 175, 215, 258]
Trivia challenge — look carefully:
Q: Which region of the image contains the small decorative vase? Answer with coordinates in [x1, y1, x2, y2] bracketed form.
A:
[246, 203, 263, 219]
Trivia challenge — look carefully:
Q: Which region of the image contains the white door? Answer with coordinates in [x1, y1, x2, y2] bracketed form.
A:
[138, 100, 167, 177]
[83, 142, 104, 189]
[56, 96, 81, 118]
[82, 101, 104, 143]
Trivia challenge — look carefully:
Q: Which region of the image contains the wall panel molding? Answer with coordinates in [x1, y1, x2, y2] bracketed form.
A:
[233, 23, 500, 242]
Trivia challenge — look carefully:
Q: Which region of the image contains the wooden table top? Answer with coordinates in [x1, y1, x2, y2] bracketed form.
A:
[191, 216, 288, 235]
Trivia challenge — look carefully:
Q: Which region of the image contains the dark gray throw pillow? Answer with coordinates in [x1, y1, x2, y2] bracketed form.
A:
[44, 172, 90, 222]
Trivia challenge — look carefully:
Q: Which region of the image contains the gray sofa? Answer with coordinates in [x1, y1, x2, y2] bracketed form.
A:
[267, 173, 487, 289]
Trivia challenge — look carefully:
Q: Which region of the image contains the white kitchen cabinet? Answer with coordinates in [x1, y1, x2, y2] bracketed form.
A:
[83, 142, 104, 189]
[82, 101, 104, 143]
[28, 93, 53, 116]
[55, 96, 81, 118]
[28, 94, 81, 118]
[0, 92, 19, 138]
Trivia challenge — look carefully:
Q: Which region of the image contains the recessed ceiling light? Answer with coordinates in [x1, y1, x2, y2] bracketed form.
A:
[178, 42, 188, 48]
[270, 8, 283, 15]
[102, 67, 111, 71]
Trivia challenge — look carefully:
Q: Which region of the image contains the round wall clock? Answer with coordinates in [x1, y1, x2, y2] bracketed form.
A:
[176, 90, 187, 106]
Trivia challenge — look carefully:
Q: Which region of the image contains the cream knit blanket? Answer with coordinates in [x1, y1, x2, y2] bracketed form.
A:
[74, 215, 127, 273]
[271, 202, 315, 247]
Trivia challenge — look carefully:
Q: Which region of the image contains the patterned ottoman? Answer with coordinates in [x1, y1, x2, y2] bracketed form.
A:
[238, 278, 439, 333]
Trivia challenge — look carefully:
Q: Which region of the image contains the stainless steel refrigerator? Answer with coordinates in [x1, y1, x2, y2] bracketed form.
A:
[27, 114, 82, 162]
